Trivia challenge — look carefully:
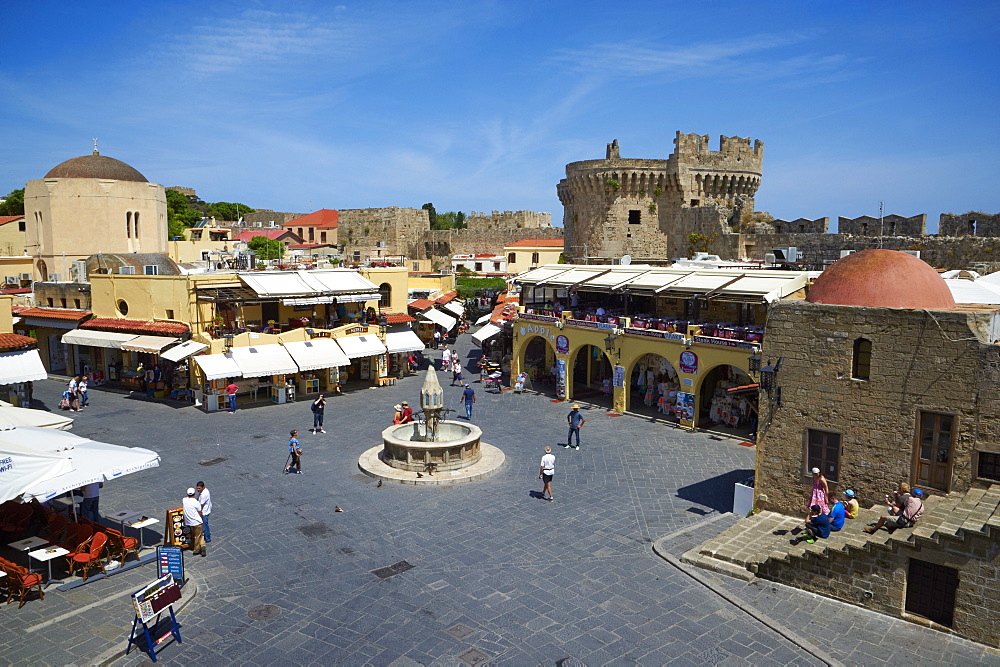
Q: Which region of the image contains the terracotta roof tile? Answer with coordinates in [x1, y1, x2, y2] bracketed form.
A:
[0, 333, 37, 351]
[233, 229, 303, 242]
[0, 288, 32, 295]
[81, 318, 189, 335]
[283, 209, 339, 229]
[0, 215, 24, 226]
[434, 291, 458, 304]
[407, 299, 435, 311]
[18, 307, 92, 321]
[504, 239, 564, 248]
[384, 313, 415, 324]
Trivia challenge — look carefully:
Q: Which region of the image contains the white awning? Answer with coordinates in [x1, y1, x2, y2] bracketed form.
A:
[120, 335, 178, 353]
[194, 353, 242, 381]
[471, 323, 502, 346]
[418, 308, 457, 330]
[282, 339, 350, 371]
[335, 334, 387, 359]
[229, 344, 298, 378]
[61, 329, 138, 349]
[474, 313, 492, 326]
[384, 330, 425, 354]
[160, 340, 209, 362]
[0, 350, 47, 384]
[541, 267, 611, 287]
[239, 269, 380, 299]
[514, 265, 575, 285]
[330, 293, 380, 303]
[442, 301, 464, 317]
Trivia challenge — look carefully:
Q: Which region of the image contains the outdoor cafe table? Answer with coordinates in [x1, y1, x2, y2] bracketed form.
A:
[8, 536, 50, 567]
[29, 545, 69, 586]
[128, 516, 160, 550]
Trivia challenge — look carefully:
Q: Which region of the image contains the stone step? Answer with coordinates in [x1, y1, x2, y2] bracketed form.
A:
[680, 547, 754, 582]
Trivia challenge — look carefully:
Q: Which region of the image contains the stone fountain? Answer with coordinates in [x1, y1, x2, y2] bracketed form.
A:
[379, 367, 483, 472]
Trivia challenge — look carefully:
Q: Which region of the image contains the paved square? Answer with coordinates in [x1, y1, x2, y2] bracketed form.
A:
[0, 338, 996, 665]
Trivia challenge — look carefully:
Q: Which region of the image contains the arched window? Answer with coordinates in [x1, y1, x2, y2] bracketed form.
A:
[378, 282, 392, 308]
[134, 211, 140, 238]
[853, 338, 872, 380]
[126, 211, 132, 238]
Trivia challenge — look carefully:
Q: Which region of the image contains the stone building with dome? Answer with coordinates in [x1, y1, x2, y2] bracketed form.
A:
[23, 149, 167, 282]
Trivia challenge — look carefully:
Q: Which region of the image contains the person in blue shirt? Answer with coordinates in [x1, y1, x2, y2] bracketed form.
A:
[285, 430, 303, 474]
[802, 504, 831, 542]
[460, 384, 476, 419]
[565, 404, 586, 450]
[827, 492, 846, 531]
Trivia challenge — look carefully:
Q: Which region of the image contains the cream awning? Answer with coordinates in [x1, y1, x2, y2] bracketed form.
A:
[194, 353, 242, 381]
[160, 340, 209, 362]
[120, 335, 178, 353]
[229, 344, 298, 378]
[335, 334, 387, 359]
[418, 308, 457, 330]
[474, 313, 492, 326]
[0, 350, 47, 384]
[282, 339, 350, 371]
[540, 267, 611, 287]
[514, 265, 575, 285]
[61, 330, 138, 349]
[442, 301, 464, 317]
[471, 323, 502, 346]
[240, 269, 380, 299]
[384, 330, 425, 354]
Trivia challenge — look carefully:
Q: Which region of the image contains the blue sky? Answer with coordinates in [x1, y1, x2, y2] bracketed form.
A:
[2, 1, 998, 231]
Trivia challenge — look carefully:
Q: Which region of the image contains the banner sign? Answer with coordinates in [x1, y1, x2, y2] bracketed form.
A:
[157, 546, 184, 580]
[692, 336, 760, 351]
[613, 365, 626, 388]
[519, 313, 559, 323]
[624, 327, 686, 341]
[565, 318, 616, 331]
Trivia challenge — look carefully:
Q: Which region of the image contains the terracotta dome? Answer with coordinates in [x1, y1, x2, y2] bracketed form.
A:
[45, 152, 148, 182]
[807, 249, 956, 309]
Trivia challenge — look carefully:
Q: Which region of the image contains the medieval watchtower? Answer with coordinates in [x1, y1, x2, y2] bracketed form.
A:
[557, 132, 763, 262]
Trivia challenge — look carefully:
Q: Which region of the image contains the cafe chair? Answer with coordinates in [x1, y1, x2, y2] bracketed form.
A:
[66, 532, 108, 582]
[40, 514, 70, 544]
[2, 561, 44, 608]
[0, 503, 33, 539]
[104, 528, 140, 563]
[58, 523, 94, 553]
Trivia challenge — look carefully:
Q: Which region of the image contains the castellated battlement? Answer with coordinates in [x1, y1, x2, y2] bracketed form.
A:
[837, 214, 926, 236]
[464, 210, 552, 230]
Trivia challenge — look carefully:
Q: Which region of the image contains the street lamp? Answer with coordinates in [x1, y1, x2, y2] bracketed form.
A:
[223, 334, 234, 351]
[747, 353, 761, 378]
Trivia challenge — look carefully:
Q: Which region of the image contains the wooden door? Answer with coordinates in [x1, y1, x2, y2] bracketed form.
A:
[914, 412, 955, 492]
[905, 558, 957, 627]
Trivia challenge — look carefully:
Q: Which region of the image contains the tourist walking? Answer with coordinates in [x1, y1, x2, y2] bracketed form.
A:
[441, 345, 452, 371]
[196, 481, 212, 543]
[451, 358, 463, 386]
[565, 404, 585, 450]
[538, 446, 555, 501]
[78, 376, 89, 408]
[285, 430, 303, 474]
[809, 467, 829, 513]
[400, 401, 413, 423]
[310, 394, 327, 433]
[68, 376, 81, 411]
[226, 379, 239, 413]
[460, 384, 476, 419]
[432, 330, 441, 349]
[183, 487, 206, 556]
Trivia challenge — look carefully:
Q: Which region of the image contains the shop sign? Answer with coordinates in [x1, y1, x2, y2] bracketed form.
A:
[556, 359, 567, 398]
[679, 350, 698, 374]
[625, 327, 686, 341]
[613, 365, 625, 388]
[566, 318, 616, 331]
[692, 335, 759, 351]
[556, 335, 569, 354]
[519, 313, 559, 323]
[676, 392, 695, 421]
[345, 326, 367, 334]
[682, 378, 693, 386]
[519, 323, 557, 343]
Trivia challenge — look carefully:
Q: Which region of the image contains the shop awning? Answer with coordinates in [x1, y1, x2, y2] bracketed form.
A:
[0, 350, 47, 384]
[194, 353, 242, 381]
[514, 265, 575, 285]
[471, 323, 502, 346]
[335, 334, 387, 359]
[418, 308, 457, 330]
[384, 330, 425, 354]
[474, 313, 492, 326]
[61, 329, 138, 349]
[282, 339, 350, 371]
[160, 340, 209, 363]
[229, 344, 298, 378]
[539, 267, 611, 287]
[239, 269, 380, 299]
[442, 301, 464, 317]
[120, 335, 178, 353]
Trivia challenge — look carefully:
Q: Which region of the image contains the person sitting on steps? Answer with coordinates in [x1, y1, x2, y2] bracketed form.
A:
[865, 487, 924, 534]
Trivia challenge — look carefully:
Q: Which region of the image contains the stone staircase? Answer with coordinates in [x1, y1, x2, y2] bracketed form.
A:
[681, 484, 1000, 580]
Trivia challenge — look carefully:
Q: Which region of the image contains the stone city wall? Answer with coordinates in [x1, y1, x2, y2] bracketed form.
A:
[338, 207, 430, 262]
[838, 214, 927, 236]
[464, 210, 552, 230]
[422, 227, 564, 268]
[939, 211, 1000, 237]
[239, 210, 305, 227]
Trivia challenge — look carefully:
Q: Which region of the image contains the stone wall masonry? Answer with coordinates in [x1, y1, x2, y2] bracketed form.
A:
[756, 300, 1000, 517]
[838, 214, 926, 236]
[464, 210, 552, 230]
[422, 227, 563, 267]
[240, 210, 304, 226]
[939, 211, 1000, 237]
[767, 217, 829, 234]
[338, 207, 430, 262]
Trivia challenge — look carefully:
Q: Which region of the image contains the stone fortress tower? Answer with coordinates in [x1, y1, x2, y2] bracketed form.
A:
[557, 132, 763, 262]
[24, 145, 168, 281]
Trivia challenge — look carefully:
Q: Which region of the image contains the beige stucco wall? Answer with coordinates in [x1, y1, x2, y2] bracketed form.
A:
[407, 274, 456, 296]
[0, 295, 14, 334]
[360, 266, 409, 312]
[25, 177, 167, 281]
[0, 257, 35, 287]
[504, 246, 563, 274]
[89, 274, 196, 323]
[0, 220, 27, 257]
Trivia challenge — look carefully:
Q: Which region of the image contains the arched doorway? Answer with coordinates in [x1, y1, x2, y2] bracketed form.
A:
[378, 283, 392, 309]
[698, 364, 757, 439]
[570, 344, 613, 407]
[519, 335, 557, 395]
[628, 353, 680, 420]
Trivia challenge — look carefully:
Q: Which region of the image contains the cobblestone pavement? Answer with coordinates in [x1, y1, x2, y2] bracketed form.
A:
[1, 337, 996, 665]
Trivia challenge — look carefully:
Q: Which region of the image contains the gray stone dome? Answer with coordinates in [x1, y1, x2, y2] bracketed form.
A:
[45, 153, 148, 182]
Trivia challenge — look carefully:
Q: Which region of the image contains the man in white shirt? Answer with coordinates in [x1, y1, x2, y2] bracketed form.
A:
[538, 446, 556, 502]
[183, 488, 206, 557]
[441, 345, 452, 371]
[80, 482, 102, 521]
[196, 481, 212, 543]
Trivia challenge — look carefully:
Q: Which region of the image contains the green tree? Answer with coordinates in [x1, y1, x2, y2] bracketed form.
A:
[247, 235, 285, 261]
[422, 202, 437, 228]
[165, 188, 202, 239]
[433, 211, 467, 230]
[455, 276, 507, 300]
[209, 201, 255, 221]
[0, 188, 24, 216]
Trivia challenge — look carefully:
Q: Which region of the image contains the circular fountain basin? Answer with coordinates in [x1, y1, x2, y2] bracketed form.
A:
[381, 420, 482, 472]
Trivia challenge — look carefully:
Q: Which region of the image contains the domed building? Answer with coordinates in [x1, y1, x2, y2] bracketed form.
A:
[24, 147, 167, 281]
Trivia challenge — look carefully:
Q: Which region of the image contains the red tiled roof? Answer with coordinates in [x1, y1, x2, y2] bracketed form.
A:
[435, 291, 458, 304]
[407, 299, 435, 311]
[0, 215, 24, 226]
[233, 230, 303, 242]
[505, 239, 564, 248]
[17, 307, 92, 321]
[384, 313, 415, 324]
[288, 243, 335, 249]
[81, 318, 189, 335]
[0, 333, 37, 351]
[490, 291, 520, 325]
[283, 209, 338, 229]
[12, 305, 29, 314]
[0, 288, 32, 295]
[473, 253, 499, 258]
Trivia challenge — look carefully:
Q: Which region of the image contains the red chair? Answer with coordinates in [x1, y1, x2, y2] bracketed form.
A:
[104, 528, 140, 563]
[40, 515, 70, 544]
[66, 532, 108, 581]
[0, 504, 33, 539]
[1, 560, 44, 608]
[59, 524, 94, 552]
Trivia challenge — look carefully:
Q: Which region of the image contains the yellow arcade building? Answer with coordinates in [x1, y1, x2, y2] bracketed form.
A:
[510, 264, 809, 436]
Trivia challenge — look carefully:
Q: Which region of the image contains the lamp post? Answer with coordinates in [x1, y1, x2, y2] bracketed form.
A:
[747, 353, 761, 379]
[223, 334, 234, 352]
[603, 332, 620, 360]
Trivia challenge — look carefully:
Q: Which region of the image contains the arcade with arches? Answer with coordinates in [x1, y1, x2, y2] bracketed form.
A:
[627, 353, 681, 420]
[698, 364, 758, 437]
[569, 343, 614, 405]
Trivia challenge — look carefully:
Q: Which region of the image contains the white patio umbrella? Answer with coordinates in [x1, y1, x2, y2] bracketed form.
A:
[0, 440, 74, 505]
[0, 400, 74, 430]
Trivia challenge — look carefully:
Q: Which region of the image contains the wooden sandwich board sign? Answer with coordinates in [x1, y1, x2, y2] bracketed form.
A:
[164, 507, 190, 549]
[126, 574, 183, 662]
